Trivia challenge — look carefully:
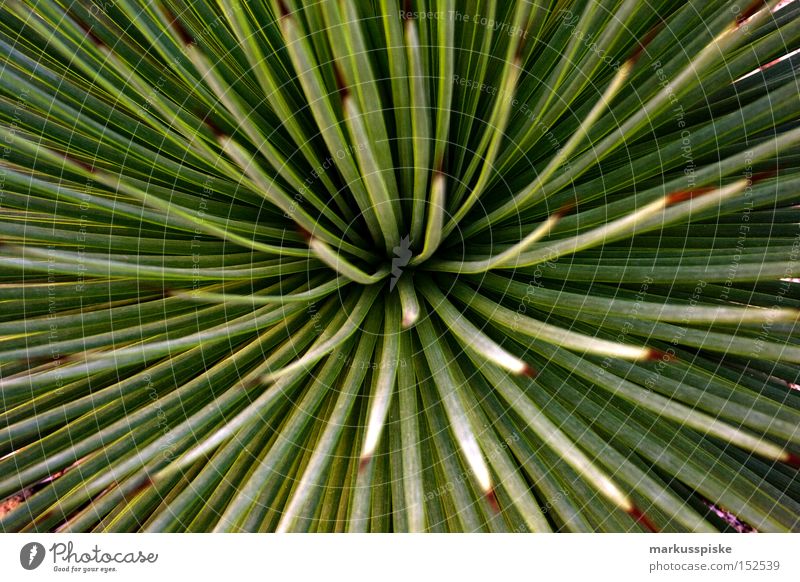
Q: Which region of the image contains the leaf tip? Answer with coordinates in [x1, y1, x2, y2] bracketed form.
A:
[628, 505, 659, 533]
[485, 488, 501, 513]
[750, 169, 777, 185]
[784, 451, 800, 470]
[276, 0, 291, 19]
[197, 112, 225, 140]
[130, 474, 154, 498]
[333, 63, 349, 99]
[647, 349, 676, 363]
[736, 0, 766, 28]
[73, 15, 104, 47]
[553, 201, 576, 219]
[296, 225, 313, 243]
[161, 6, 195, 46]
[665, 185, 716, 206]
[401, 310, 418, 329]
[628, 22, 663, 66]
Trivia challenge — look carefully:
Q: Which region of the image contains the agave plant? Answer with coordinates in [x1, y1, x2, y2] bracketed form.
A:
[0, 0, 799, 533]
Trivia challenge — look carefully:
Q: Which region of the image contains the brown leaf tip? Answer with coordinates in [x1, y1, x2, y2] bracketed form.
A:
[784, 452, 800, 470]
[276, 0, 291, 19]
[359, 455, 371, 474]
[161, 6, 194, 45]
[485, 488, 501, 513]
[240, 375, 262, 390]
[198, 112, 225, 139]
[433, 157, 446, 177]
[628, 506, 659, 533]
[296, 225, 313, 243]
[333, 63, 349, 98]
[736, 0, 766, 27]
[628, 22, 663, 66]
[648, 349, 677, 363]
[520, 364, 538, 379]
[665, 185, 716, 206]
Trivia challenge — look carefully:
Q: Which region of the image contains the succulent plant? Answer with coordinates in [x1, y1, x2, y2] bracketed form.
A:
[0, 0, 799, 532]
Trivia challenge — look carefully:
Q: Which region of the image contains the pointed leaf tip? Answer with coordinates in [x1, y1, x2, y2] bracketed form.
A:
[736, 0, 767, 27]
[402, 312, 418, 329]
[628, 22, 663, 66]
[161, 6, 194, 45]
[647, 349, 677, 363]
[553, 201, 576, 219]
[130, 474, 155, 498]
[73, 16, 104, 46]
[198, 112, 225, 139]
[276, 0, 291, 19]
[664, 186, 717, 206]
[63, 153, 95, 174]
[486, 488, 501, 513]
[784, 452, 800, 470]
[628, 506, 659, 533]
[296, 225, 313, 243]
[750, 169, 777, 184]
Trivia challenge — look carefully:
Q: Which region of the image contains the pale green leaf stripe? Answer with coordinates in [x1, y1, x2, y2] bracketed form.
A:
[0, 291, 315, 395]
[465, 59, 633, 234]
[0, 308, 319, 503]
[380, 0, 413, 198]
[360, 296, 401, 461]
[417, 276, 530, 376]
[444, 0, 531, 219]
[414, 307, 494, 495]
[449, 281, 653, 360]
[432, 0, 455, 171]
[0, 244, 317, 280]
[337, 1, 401, 203]
[185, 42, 358, 230]
[217, 135, 371, 260]
[440, 346, 553, 532]
[404, 16, 431, 244]
[276, 312, 382, 532]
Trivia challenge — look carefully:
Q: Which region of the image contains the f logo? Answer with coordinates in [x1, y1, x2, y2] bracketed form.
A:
[19, 542, 46, 570]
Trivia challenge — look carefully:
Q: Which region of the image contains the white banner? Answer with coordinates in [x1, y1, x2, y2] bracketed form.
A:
[0, 533, 797, 581]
